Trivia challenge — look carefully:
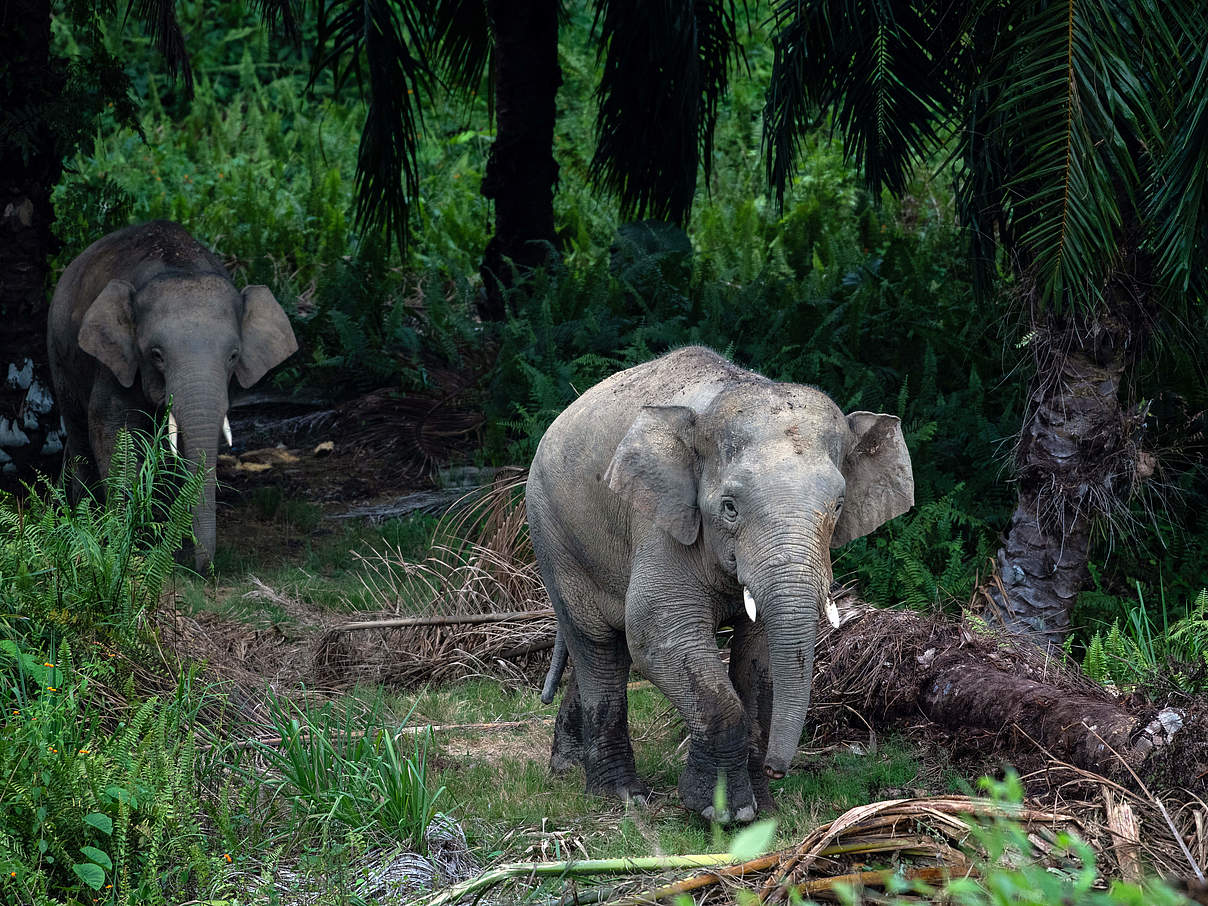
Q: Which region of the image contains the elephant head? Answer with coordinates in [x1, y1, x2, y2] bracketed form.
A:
[604, 382, 913, 778]
[78, 273, 297, 571]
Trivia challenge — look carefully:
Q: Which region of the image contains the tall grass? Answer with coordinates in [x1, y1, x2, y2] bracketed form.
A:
[233, 690, 445, 853]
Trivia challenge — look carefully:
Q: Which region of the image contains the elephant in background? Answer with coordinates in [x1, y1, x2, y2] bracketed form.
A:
[47, 220, 298, 571]
[528, 346, 914, 820]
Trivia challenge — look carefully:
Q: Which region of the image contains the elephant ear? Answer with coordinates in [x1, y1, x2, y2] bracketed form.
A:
[604, 405, 701, 545]
[832, 411, 914, 548]
[236, 285, 298, 388]
[79, 280, 138, 388]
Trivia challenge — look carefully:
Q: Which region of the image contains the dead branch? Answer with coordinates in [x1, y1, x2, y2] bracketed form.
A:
[327, 610, 554, 634]
[203, 717, 553, 752]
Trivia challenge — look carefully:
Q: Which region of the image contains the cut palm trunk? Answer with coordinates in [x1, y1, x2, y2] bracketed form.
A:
[814, 596, 1201, 792]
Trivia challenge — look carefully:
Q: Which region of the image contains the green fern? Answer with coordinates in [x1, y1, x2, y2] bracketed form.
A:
[0, 415, 201, 650]
[1082, 632, 1109, 684]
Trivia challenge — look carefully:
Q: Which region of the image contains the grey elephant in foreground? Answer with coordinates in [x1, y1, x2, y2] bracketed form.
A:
[528, 347, 914, 820]
[47, 220, 297, 571]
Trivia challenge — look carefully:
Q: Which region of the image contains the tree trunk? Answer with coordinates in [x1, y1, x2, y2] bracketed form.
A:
[0, 0, 64, 491]
[478, 0, 561, 322]
[979, 311, 1143, 644]
[814, 599, 1200, 791]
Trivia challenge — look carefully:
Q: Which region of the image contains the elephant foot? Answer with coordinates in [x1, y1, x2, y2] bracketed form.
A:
[702, 804, 756, 824]
[749, 756, 776, 813]
[679, 739, 757, 822]
[549, 747, 583, 775]
[549, 718, 585, 775]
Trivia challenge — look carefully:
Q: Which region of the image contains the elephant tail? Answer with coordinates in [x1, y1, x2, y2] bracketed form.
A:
[540, 629, 569, 704]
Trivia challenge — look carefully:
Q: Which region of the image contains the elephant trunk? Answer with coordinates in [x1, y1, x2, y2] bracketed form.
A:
[170, 375, 227, 572]
[743, 527, 832, 779]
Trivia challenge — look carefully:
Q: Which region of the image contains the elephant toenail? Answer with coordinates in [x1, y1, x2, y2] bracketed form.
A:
[736, 805, 756, 823]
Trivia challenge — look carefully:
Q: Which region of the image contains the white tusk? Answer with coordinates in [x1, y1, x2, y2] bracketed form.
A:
[824, 595, 841, 628]
[743, 586, 757, 622]
[222, 416, 233, 448]
[167, 411, 179, 456]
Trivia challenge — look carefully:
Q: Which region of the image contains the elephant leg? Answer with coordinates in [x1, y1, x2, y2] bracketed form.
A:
[535, 549, 646, 801]
[61, 412, 98, 503]
[87, 386, 148, 482]
[729, 618, 776, 813]
[627, 586, 755, 822]
[549, 666, 584, 774]
[568, 625, 647, 801]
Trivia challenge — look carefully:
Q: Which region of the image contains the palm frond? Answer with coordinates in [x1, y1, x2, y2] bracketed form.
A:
[1148, 11, 1208, 296]
[966, 0, 1155, 316]
[589, 0, 744, 225]
[311, 0, 433, 252]
[955, 2, 1013, 300]
[431, 0, 491, 100]
[763, 0, 963, 206]
[125, 0, 193, 95]
[248, 0, 302, 41]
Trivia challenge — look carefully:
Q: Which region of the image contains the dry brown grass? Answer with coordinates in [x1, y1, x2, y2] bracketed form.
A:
[312, 470, 556, 689]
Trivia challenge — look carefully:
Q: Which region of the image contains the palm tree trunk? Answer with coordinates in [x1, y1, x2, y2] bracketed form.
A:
[478, 0, 561, 321]
[0, 0, 63, 490]
[981, 310, 1143, 644]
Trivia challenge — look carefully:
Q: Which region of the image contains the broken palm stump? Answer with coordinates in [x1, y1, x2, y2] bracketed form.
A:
[811, 592, 1204, 797]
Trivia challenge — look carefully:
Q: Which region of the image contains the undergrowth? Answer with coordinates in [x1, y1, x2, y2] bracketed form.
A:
[0, 424, 448, 904]
[1080, 585, 1208, 692]
[0, 423, 212, 903]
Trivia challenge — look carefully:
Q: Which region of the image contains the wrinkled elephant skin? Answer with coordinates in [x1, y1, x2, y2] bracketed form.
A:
[527, 347, 914, 820]
[47, 220, 297, 572]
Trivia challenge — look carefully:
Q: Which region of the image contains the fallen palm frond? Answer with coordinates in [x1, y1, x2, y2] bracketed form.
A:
[423, 854, 746, 906]
[420, 795, 1071, 906]
[326, 610, 554, 633]
[327, 383, 485, 483]
[312, 472, 556, 688]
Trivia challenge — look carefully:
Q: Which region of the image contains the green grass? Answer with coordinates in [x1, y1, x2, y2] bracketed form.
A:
[371, 678, 942, 861]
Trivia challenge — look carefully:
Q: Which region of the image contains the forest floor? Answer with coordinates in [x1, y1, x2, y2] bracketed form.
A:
[167, 422, 970, 876]
[154, 409, 1204, 903]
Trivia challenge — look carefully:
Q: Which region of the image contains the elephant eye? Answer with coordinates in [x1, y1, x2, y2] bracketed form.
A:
[835, 497, 845, 515]
[721, 497, 738, 521]
[228, 348, 240, 365]
[150, 347, 165, 368]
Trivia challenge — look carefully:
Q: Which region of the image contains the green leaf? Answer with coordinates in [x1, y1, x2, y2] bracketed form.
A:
[105, 785, 132, 804]
[80, 846, 112, 870]
[83, 812, 112, 835]
[73, 862, 105, 890]
[729, 819, 778, 861]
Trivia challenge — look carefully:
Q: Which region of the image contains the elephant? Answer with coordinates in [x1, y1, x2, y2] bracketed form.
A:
[527, 346, 914, 821]
[47, 220, 298, 571]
